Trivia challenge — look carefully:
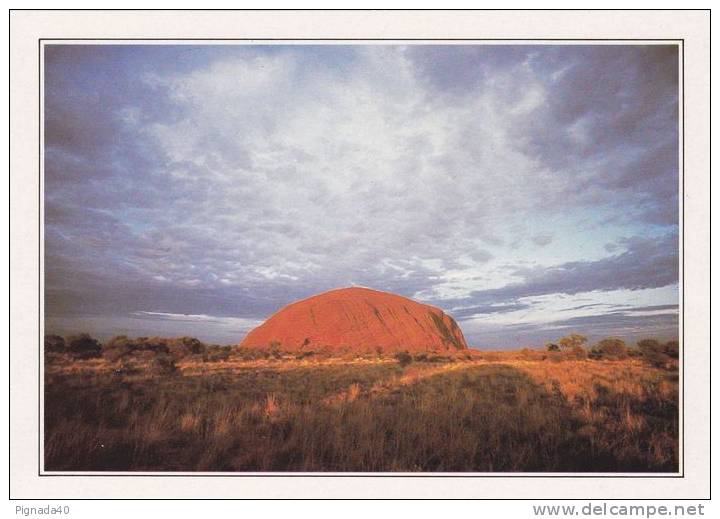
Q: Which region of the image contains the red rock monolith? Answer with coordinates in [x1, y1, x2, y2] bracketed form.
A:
[240, 287, 468, 354]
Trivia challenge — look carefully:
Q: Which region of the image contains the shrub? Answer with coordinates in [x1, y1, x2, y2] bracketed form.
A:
[103, 335, 135, 361]
[103, 335, 170, 362]
[627, 347, 642, 358]
[565, 345, 587, 360]
[44, 335, 66, 353]
[150, 353, 178, 376]
[268, 341, 283, 359]
[664, 340, 679, 359]
[590, 338, 628, 360]
[230, 347, 264, 361]
[168, 337, 206, 360]
[394, 351, 413, 367]
[202, 345, 231, 362]
[66, 333, 102, 359]
[638, 339, 677, 368]
[109, 344, 179, 375]
[546, 343, 560, 352]
[637, 339, 661, 353]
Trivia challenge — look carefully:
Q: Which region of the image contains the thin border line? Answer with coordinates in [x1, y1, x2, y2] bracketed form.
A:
[681, 36, 686, 481]
[31, 37, 688, 493]
[41, 38, 681, 41]
[7, 8, 714, 10]
[37, 36, 42, 481]
[7, 9, 12, 502]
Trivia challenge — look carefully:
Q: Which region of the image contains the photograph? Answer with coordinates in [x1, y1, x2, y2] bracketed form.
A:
[41, 42, 682, 474]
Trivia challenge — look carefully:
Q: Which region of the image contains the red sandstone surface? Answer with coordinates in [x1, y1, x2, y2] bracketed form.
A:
[240, 287, 468, 354]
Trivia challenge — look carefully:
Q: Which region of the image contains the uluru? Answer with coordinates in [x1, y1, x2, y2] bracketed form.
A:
[240, 287, 469, 354]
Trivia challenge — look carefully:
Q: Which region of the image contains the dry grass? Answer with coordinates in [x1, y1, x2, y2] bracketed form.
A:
[44, 355, 678, 472]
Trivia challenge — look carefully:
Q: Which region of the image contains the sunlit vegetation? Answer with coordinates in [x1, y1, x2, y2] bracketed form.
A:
[43, 333, 679, 472]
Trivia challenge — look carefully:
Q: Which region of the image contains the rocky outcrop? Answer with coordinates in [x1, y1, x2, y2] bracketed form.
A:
[240, 287, 468, 354]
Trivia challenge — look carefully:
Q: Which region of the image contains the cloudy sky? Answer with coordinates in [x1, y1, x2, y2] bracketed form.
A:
[44, 44, 679, 348]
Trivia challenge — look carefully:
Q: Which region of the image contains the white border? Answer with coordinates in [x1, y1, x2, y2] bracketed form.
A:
[10, 10, 710, 500]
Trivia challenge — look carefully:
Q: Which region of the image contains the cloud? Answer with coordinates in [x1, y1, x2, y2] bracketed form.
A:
[531, 233, 554, 247]
[451, 303, 531, 319]
[542, 311, 678, 337]
[132, 311, 261, 332]
[43, 44, 680, 346]
[461, 302, 678, 348]
[475, 232, 678, 302]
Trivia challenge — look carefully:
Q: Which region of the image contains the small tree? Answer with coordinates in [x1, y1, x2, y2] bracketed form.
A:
[557, 334, 588, 360]
[558, 334, 588, 350]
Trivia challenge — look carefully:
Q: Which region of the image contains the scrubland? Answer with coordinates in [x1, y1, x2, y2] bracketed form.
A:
[44, 337, 678, 473]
